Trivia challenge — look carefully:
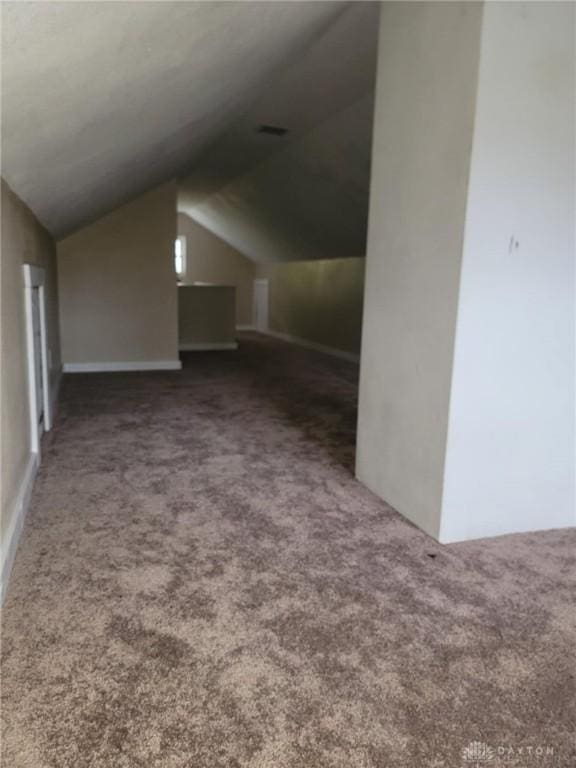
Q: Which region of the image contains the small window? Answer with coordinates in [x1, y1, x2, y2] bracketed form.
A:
[174, 236, 186, 279]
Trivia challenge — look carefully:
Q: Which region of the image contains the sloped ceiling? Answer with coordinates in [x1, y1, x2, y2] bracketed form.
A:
[184, 94, 375, 262]
[180, 3, 378, 262]
[1, 1, 378, 259]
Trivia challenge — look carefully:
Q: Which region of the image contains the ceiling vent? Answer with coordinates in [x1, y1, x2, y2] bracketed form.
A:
[257, 124, 288, 136]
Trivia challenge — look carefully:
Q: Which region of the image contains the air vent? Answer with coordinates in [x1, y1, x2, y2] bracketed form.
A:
[257, 124, 288, 136]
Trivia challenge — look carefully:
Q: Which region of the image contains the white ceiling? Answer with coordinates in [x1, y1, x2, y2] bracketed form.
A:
[180, 2, 378, 261]
[1, 1, 379, 259]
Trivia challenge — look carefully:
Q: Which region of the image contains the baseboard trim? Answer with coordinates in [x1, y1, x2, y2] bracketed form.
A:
[255, 329, 360, 364]
[179, 342, 238, 351]
[1, 453, 39, 604]
[236, 325, 257, 332]
[63, 360, 182, 373]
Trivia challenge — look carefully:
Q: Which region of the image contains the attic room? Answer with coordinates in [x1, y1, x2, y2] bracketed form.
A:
[1, 2, 575, 767]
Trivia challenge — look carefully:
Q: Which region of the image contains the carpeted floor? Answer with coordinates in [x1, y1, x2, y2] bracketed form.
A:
[2, 333, 575, 768]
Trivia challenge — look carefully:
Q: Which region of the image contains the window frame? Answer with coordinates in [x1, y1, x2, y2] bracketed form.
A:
[174, 235, 187, 280]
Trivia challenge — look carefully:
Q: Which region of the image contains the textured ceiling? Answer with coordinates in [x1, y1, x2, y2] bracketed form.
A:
[180, 3, 379, 261]
[185, 94, 375, 262]
[1, 1, 378, 259]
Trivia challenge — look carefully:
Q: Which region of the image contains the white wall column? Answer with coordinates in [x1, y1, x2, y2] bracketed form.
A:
[357, 2, 575, 542]
[356, 2, 484, 539]
[440, 1, 575, 541]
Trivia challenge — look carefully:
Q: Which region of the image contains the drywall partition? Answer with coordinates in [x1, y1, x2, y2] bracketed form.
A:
[58, 183, 180, 371]
[440, 2, 576, 541]
[1, 179, 61, 596]
[178, 286, 237, 350]
[177, 213, 255, 326]
[256, 257, 365, 357]
[358, 1, 575, 543]
[356, 2, 484, 539]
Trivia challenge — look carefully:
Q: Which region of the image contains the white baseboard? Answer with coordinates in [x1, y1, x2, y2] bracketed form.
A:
[250, 328, 360, 364]
[179, 342, 238, 351]
[236, 325, 256, 332]
[1, 453, 39, 604]
[63, 360, 182, 373]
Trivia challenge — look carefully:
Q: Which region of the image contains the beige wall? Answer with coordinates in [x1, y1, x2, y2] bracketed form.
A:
[257, 257, 365, 356]
[179, 286, 236, 346]
[356, 2, 483, 539]
[177, 214, 255, 326]
[58, 183, 178, 364]
[1, 179, 61, 541]
[176, 213, 364, 353]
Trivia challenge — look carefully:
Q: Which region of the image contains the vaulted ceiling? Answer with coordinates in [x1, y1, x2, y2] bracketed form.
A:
[1, 1, 379, 260]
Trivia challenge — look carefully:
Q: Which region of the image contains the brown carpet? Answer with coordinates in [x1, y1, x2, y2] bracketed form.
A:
[2, 333, 575, 768]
